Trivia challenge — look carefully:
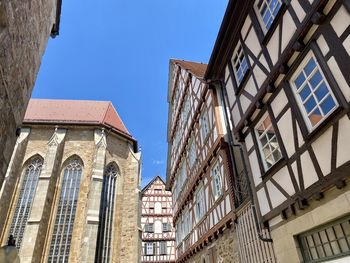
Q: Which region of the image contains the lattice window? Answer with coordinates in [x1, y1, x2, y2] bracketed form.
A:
[254, 0, 282, 32]
[200, 109, 210, 142]
[95, 164, 119, 263]
[195, 186, 205, 222]
[188, 139, 197, 169]
[160, 241, 167, 255]
[212, 161, 223, 201]
[290, 52, 338, 130]
[298, 215, 350, 262]
[9, 157, 43, 249]
[255, 114, 282, 170]
[48, 158, 83, 263]
[232, 41, 249, 85]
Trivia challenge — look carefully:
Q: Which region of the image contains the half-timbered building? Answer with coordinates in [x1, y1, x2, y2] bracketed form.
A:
[205, 0, 350, 262]
[141, 176, 176, 262]
[166, 60, 240, 263]
[0, 99, 142, 263]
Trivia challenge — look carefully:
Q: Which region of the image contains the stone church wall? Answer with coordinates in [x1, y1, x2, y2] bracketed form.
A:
[0, 126, 141, 263]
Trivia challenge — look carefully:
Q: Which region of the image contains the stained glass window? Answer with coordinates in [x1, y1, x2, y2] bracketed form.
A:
[95, 164, 119, 263]
[9, 157, 43, 249]
[48, 158, 82, 263]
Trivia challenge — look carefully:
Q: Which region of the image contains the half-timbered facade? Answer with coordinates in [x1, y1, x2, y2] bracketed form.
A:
[0, 99, 142, 263]
[141, 176, 176, 262]
[166, 60, 239, 263]
[205, 0, 350, 262]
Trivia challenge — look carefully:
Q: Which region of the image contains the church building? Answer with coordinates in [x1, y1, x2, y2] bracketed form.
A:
[0, 99, 141, 263]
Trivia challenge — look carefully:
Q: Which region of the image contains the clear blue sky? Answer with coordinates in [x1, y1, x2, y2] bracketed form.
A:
[33, 0, 228, 187]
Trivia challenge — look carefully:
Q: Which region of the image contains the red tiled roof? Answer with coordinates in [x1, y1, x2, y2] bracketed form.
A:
[172, 59, 208, 78]
[24, 99, 131, 137]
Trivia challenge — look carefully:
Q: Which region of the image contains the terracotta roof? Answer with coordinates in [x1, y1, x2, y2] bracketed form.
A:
[171, 59, 208, 79]
[24, 99, 131, 137]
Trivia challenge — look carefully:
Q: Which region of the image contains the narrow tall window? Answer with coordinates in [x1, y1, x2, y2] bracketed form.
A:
[160, 241, 167, 255]
[200, 110, 210, 142]
[95, 164, 118, 263]
[290, 53, 338, 130]
[188, 139, 197, 169]
[195, 186, 205, 222]
[232, 41, 249, 85]
[255, 0, 282, 32]
[255, 114, 282, 170]
[48, 158, 83, 263]
[9, 157, 43, 249]
[145, 242, 155, 256]
[212, 162, 223, 200]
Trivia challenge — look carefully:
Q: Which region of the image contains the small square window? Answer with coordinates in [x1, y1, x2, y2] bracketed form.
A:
[254, 0, 282, 33]
[290, 52, 338, 130]
[232, 41, 249, 86]
[255, 114, 282, 170]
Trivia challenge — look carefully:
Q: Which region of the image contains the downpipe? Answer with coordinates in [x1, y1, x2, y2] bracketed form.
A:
[215, 79, 273, 243]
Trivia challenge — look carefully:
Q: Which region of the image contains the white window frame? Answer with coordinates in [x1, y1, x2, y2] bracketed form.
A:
[200, 109, 210, 142]
[290, 51, 338, 131]
[195, 186, 205, 222]
[255, 113, 282, 171]
[211, 161, 223, 201]
[145, 242, 154, 256]
[232, 41, 249, 86]
[254, 0, 282, 33]
[163, 223, 171, 232]
[188, 138, 197, 169]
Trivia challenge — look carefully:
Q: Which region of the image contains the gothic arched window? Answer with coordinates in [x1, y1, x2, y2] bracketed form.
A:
[95, 163, 119, 263]
[48, 158, 83, 263]
[9, 157, 43, 249]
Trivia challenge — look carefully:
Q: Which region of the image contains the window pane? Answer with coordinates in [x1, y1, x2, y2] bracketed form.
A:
[304, 58, 316, 75]
[305, 96, 317, 113]
[314, 82, 328, 101]
[310, 70, 323, 89]
[309, 108, 322, 126]
[320, 95, 336, 115]
[300, 84, 312, 102]
[295, 73, 306, 89]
